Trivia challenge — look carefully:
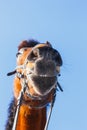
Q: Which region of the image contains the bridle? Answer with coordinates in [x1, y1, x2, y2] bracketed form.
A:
[7, 46, 63, 130]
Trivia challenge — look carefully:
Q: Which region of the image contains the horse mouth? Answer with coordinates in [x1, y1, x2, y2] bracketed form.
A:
[27, 74, 57, 96]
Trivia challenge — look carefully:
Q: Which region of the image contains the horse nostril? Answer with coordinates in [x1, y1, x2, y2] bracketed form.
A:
[27, 48, 40, 61]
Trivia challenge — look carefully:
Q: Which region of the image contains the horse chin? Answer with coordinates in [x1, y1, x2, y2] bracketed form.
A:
[28, 75, 57, 96]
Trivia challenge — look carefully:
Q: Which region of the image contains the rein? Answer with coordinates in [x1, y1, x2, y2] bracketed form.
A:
[12, 77, 27, 130]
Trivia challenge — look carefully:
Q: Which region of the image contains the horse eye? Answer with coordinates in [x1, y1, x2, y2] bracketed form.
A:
[16, 48, 27, 57]
[16, 52, 21, 57]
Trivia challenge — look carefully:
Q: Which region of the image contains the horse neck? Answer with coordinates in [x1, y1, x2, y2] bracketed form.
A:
[16, 104, 47, 130]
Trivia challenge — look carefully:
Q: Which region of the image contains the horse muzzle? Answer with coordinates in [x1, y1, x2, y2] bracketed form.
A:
[25, 46, 62, 96]
[26, 59, 57, 96]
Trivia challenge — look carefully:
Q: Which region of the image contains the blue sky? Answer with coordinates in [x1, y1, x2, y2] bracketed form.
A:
[0, 0, 87, 130]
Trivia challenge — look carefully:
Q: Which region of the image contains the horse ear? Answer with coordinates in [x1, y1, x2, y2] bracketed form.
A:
[46, 41, 52, 47]
[18, 40, 28, 51]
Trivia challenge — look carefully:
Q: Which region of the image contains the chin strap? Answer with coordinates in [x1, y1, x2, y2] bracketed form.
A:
[57, 82, 63, 92]
[7, 70, 16, 76]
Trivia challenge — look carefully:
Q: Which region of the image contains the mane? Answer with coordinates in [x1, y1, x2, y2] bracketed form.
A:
[18, 39, 40, 50]
[5, 98, 16, 130]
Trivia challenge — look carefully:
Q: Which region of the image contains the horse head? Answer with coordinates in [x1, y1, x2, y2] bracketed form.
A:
[6, 39, 63, 130]
[7, 40, 63, 107]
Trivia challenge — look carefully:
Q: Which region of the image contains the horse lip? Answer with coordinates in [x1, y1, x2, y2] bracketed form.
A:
[27, 74, 57, 96]
[27, 73, 57, 78]
[33, 83, 56, 96]
[34, 74, 57, 77]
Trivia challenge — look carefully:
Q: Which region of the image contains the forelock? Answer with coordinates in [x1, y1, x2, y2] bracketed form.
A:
[18, 39, 40, 50]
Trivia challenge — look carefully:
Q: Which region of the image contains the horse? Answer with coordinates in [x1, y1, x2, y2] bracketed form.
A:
[5, 39, 63, 130]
